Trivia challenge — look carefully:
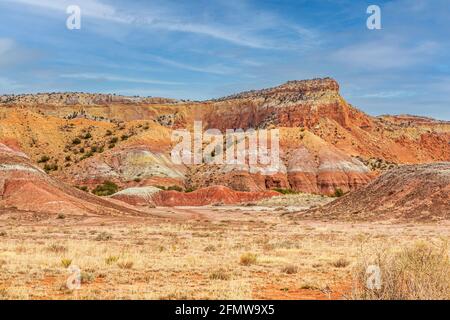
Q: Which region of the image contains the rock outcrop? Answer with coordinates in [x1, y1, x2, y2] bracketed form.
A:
[306, 163, 450, 221]
[0, 92, 177, 106]
[151, 185, 279, 207]
[110, 185, 278, 207]
[110, 186, 162, 206]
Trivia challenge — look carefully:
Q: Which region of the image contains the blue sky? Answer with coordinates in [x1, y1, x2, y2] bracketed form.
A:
[0, 0, 449, 119]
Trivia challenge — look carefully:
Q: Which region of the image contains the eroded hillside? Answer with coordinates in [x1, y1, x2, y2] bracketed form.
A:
[1, 78, 449, 196]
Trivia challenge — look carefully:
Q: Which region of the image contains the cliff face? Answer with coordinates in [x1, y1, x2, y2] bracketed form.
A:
[0, 78, 449, 198]
[203, 78, 353, 130]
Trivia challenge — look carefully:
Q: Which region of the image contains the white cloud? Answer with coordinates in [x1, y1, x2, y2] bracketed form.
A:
[0, 38, 14, 56]
[149, 21, 270, 49]
[0, 76, 23, 91]
[0, 38, 35, 67]
[332, 40, 439, 69]
[146, 55, 237, 75]
[7, 0, 128, 22]
[359, 91, 416, 99]
[5, 0, 316, 50]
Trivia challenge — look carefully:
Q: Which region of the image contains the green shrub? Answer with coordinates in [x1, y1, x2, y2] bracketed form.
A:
[273, 188, 298, 195]
[109, 137, 118, 144]
[105, 255, 119, 265]
[37, 155, 50, 163]
[72, 138, 81, 145]
[44, 163, 58, 172]
[333, 188, 345, 197]
[82, 132, 92, 139]
[76, 186, 89, 192]
[61, 258, 72, 268]
[92, 181, 119, 196]
[80, 151, 94, 160]
[167, 185, 183, 192]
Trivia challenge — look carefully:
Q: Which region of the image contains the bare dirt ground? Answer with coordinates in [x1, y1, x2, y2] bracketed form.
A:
[0, 204, 449, 300]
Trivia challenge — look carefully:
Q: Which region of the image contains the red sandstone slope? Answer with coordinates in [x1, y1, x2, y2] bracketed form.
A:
[151, 186, 279, 207]
[305, 163, 450, 221]
[110, 185, 278, 207]
[0, 143, 142, 216]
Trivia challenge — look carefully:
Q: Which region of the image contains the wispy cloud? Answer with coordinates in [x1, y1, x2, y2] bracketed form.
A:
[146, 55, 237, 75]
[147, 21, 270, 49]
[0, 38, 14, 55]
[7, 0, 129, 22]
[332, 40, 440, 70]
[359, 91, 416, 99]
[0, 76, 23, 91]
[0, 37, 38, 67]
[60, 73, 184, 85]
[5, 0, 316, 50]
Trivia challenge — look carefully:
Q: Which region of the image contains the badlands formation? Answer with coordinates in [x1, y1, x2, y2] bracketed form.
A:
[0, 78, 449, 216]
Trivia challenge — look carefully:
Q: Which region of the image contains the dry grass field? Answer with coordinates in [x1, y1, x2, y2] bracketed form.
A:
[1, 204, 449, 300]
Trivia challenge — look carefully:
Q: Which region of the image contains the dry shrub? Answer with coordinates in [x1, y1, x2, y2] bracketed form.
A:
[240, 253, 257, 266]
[281, 264, 298, 274]
[95, 232, 113, 241]
[209, 269, 231, 280]
[204, 245, 216, 252]
[47, 244, 67, 254]
[0, 288, 8, 299]
[81, 272, 95, 284]
[351, 242, 450, 300]
[331, 257, 350, 268]
[118, 261, 134, 269]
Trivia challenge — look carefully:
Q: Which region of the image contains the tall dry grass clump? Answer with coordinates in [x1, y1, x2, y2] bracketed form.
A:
[351, 241, 450, 300]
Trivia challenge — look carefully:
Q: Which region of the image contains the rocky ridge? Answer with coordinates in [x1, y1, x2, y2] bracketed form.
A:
[0, 78, 448, 199]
